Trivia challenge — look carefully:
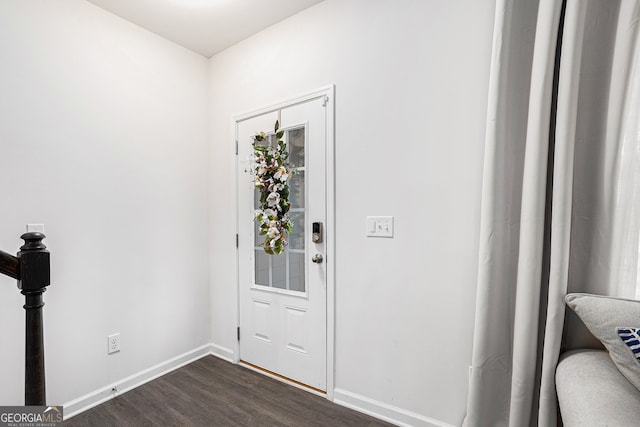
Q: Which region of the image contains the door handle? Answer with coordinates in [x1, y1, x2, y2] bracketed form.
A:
[311, 253, 323, 264]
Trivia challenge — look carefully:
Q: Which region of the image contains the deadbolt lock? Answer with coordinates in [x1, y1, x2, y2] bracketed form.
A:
[312, 222, 323, 243]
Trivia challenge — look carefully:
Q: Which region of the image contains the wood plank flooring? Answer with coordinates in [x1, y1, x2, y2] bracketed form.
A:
[64, 356, 393, 426]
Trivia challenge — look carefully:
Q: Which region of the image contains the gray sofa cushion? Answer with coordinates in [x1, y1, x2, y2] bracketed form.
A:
[556, 349, 640, 426]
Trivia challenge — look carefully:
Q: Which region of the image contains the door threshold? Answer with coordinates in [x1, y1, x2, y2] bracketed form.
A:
[239, 360, 327, 397]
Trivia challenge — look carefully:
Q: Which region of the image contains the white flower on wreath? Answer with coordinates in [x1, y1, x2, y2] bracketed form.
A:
[266, 192, 280, 208]
[274, 166, 288, 182]
[268, 182, 284, 192]
[267, 227, 281, 239]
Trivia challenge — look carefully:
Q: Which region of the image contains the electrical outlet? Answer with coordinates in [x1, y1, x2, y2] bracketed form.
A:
[108, 333, 120, 354]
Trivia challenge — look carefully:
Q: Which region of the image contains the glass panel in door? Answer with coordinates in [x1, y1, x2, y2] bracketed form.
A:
[253, 126, 306, 292]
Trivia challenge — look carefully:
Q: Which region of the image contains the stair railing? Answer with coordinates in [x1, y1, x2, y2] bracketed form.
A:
[0, 232, 50, 406]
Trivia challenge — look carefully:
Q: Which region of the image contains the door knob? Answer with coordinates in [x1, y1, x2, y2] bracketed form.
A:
[312, 253, 323, 264]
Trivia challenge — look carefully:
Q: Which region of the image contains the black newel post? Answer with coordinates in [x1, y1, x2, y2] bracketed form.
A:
[18, 232, 50, 406]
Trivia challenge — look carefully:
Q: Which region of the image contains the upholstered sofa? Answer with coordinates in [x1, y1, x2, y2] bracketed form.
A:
[556, 294, 640, 425]
[556, 349, 640, 425]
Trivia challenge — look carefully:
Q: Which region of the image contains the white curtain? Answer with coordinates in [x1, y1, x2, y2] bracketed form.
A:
[609, 1, 640, 300]
[464, 0, 640, 426]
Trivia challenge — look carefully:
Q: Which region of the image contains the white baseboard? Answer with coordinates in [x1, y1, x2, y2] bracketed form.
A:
[63, 344, 213, 420]
[209, 342, 235, 363]
[62, 344, 451, 427]
[333, 388, 454, 427]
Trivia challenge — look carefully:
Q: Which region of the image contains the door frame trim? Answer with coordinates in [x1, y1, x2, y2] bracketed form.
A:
[232, 85, 335, 400]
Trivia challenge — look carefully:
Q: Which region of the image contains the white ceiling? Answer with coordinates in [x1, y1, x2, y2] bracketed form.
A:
[86, 0, 325, 57]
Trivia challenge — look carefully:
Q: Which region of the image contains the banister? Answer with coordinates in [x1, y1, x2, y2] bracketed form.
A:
[0, 249, 20, 280]
[0, 232, 50, 406]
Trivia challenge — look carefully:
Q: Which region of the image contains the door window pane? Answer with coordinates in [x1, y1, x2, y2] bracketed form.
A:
[289, 171, 304, 208]
[288, 128, 305, 168]
[272, 253, 286, 289]
[289, 252, 305, 292]
[255, 250, 269, 286]
[289, 212, 304, 250]
[252, 125, 306, 293]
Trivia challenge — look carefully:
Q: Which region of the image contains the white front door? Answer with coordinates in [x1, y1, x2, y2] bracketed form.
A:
[236, 94, 328, 391]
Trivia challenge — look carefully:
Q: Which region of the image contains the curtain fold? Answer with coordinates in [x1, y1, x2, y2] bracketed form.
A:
[464, 1, 530, 424]
[465, 0, 640, 426]
[508, 0, 564, 422]
[536, 1, 585, 424]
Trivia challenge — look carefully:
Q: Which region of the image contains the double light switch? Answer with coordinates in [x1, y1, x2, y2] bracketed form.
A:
[366, 216, 394, 238]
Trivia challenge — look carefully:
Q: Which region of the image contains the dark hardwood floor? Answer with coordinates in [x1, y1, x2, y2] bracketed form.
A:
[64, 356, 393, 426]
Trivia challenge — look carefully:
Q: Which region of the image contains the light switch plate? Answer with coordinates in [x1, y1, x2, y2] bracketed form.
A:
[366, 216, 394, 238]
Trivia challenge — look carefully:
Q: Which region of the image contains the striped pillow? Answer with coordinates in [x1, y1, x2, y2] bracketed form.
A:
[617, 328, 640, 364]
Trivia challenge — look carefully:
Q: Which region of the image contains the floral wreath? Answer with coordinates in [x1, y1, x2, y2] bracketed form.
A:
[250, 120, 292, 255]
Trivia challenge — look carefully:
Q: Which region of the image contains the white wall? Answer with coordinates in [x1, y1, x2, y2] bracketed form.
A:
[0, 1, 495, 424]
[209, 1, 494, 425]
[0, 1, 210, 407]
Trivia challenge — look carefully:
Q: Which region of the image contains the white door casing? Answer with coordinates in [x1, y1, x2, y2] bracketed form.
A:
[235, 87, 334, 393]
